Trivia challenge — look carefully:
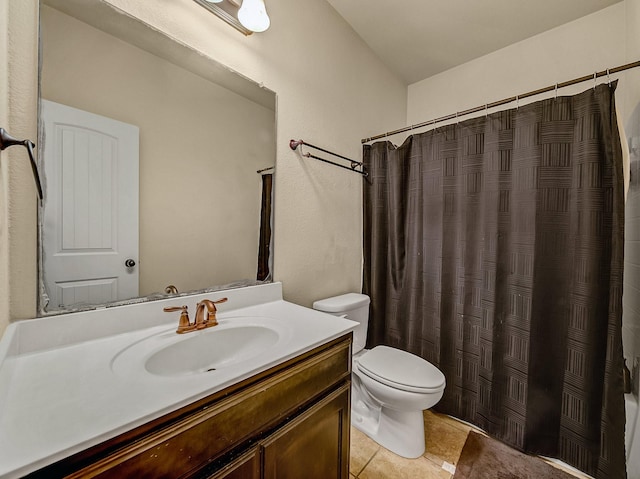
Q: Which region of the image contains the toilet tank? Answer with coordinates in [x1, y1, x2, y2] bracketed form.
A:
[313, 293, 370, 354]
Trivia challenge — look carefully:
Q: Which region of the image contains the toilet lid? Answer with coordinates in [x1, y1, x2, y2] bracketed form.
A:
[357, 346, 445, 392]
[312, 293, 369, 313]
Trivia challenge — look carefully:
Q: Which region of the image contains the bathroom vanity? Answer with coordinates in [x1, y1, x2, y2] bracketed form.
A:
[0, 283, 356, 478]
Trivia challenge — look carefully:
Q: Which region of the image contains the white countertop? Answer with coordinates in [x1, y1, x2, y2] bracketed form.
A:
[0, 283, 357, 478]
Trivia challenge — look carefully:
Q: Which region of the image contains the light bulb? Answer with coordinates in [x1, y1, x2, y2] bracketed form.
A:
[238, 0, 270, 33]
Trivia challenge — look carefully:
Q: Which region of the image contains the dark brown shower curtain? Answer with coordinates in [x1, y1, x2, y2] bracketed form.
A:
[257, 173, 272, 281]
[363, 83, 625, 478]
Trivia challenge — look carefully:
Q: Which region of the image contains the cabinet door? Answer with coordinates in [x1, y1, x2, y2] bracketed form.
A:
[205, 447, 260, 479]
[262, 384, 350, 479]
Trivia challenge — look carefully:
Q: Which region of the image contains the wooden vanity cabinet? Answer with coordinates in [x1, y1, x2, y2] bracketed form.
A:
[26, 334, 352, 479]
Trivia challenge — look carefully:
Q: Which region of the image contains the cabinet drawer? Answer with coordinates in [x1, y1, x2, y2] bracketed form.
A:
[57, 336, 351, 478]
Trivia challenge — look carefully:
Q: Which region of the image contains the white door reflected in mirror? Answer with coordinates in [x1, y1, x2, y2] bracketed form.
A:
[41, 100, 139, 310]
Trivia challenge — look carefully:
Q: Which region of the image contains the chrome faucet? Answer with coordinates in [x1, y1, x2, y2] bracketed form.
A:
[163, 297, 228, 334]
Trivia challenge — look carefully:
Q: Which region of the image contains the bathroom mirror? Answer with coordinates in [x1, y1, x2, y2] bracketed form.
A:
[38, 0, 276, 314]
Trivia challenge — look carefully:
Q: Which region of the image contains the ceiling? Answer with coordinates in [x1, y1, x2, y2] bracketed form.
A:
[326, 0, 622, 84]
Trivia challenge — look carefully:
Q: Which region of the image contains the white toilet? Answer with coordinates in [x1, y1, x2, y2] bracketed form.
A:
[313, 293, 446, 459]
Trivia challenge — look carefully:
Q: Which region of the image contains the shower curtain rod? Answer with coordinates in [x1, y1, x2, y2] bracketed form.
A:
[361, 60, 640, 144]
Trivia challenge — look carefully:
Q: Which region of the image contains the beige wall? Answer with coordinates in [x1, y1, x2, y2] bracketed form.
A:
[40, 6, 276, 297]
[0, 0, 407, 333]
[0, 0, 8, 332]
[406, 4, 627, 131]
[0, 0, 39, 334]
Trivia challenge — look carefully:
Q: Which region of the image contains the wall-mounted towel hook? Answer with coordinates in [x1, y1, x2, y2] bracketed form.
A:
[289, 139, 304, 151]
[0, 128, 43, 201]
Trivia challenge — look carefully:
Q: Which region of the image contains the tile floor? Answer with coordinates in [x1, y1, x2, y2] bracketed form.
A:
[349, 410, 591, 479]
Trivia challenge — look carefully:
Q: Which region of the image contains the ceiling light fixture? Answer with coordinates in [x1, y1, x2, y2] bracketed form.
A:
[238, 0, 270, 33]
[194, 0, 270, 35]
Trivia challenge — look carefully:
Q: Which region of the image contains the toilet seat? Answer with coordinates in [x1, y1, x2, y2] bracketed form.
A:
[357, 346, 445, 394]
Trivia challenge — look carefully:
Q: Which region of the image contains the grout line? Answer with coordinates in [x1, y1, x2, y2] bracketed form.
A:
[423, 453, 450, 470]
[436, 412, 482, 435]
[445, 418, 474, 434]
[356, 448, 381, 478]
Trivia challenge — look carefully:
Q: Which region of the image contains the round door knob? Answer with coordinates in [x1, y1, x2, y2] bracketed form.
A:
[125, 259, 136, 268]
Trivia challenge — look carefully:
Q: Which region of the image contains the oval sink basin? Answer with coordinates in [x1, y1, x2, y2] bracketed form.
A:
[110, 316, 291, 379]
[146, 325, 279, 376]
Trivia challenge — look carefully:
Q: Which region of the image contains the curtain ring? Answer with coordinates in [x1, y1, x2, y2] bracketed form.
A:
[554, 83, 558, 101]
[455, 112, 459, 124]
[607, 68, 611, 86]
[593, 72, 597, 89]
[515, 95, 519, 109]
[485, 104, 488, 118]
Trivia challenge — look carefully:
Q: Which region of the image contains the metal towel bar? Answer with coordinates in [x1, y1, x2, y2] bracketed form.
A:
[0, 128, 43, 201]
[289, 139, 367, 177]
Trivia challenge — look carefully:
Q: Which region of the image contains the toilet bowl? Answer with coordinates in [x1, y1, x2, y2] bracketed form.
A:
[313, 293, 446, 458]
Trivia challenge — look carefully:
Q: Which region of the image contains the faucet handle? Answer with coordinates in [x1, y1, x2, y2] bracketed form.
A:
[163, 305, 193, 334]
[207, 297, 228, 321]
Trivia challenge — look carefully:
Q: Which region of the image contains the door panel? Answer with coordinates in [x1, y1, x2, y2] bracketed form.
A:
[57, 277, 118, 307]
[262, 385, 350, 479]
